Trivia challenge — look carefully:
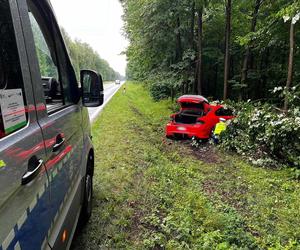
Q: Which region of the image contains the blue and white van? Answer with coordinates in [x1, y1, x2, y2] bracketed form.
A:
[0, 0, 103, 249]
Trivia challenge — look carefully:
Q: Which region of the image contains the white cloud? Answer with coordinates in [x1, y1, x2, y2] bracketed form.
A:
[50, 0, 128, 76]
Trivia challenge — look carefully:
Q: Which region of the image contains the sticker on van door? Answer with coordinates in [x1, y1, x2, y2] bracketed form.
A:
[0, 160, 6, 168]
[0, 89, 27, 134]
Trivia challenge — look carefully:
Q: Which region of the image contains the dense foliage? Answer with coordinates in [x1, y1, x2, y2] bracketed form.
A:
[121, 0, 300, 169]
[122, 0, 300, 109]
[221, 86, 300, 168]
[61, 29, 121, 81]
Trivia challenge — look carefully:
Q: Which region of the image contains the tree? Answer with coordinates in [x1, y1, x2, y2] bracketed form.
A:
[61, 28, 121, 81]
[282, 9, 299, 111]
[122, 0, 300, 105]
[196, 7, 203, 95]
[240, 0, 262, 100]
[223, 0, 232, 100]
[284, 16, 296, 111]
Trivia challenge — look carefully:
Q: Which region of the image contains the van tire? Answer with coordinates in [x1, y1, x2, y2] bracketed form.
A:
[78, 160, 93, 227]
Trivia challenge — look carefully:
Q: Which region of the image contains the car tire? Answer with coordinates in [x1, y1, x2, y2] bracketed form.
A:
[78, 161, 93, 227]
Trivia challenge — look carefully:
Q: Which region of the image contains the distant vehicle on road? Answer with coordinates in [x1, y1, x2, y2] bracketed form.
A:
[115, 79, 121, 85]
[166, 95, 234, 140]
[0, 0, 104, 249]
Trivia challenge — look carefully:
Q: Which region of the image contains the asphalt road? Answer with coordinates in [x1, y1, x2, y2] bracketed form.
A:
[88, 82, 124, 122]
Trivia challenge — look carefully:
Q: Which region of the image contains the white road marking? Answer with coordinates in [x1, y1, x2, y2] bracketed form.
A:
[2, 229, 15, 250]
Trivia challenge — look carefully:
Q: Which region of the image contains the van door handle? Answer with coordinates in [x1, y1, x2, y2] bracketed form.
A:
[53, 137, 65, 152]
[22, 159, 44, 185]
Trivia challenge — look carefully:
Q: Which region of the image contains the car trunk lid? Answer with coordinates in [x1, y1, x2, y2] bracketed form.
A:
[174, 96, 209, 125]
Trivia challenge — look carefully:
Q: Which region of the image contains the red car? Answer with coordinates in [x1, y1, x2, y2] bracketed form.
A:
[166, 95, 234, 140]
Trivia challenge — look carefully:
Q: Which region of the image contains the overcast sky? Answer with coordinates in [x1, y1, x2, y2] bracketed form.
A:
[50, 0, 128, 76]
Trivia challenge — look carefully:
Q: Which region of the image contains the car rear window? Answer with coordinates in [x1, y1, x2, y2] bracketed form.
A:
[0, 0, 28, 138]
[215, 107, 233, 116]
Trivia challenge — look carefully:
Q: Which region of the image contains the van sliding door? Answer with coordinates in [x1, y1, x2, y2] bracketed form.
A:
[0, 1, 50, 249]
[21, 0, 85, 248]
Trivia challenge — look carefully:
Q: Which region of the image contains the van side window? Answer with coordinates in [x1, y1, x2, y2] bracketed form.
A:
[0, 1, 28, 138]
[29, 13, 63, 111]
[28, 3, 78, 113]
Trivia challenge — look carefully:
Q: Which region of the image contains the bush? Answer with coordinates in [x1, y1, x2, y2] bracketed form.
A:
[221, 101, 300, 168]
[149, 80, 171, 101]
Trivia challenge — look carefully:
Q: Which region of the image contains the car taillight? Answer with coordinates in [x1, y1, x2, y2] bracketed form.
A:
[196, 120, 205, 125]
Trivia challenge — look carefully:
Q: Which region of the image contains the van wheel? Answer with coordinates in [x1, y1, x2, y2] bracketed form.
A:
[79, 162, 93, 226]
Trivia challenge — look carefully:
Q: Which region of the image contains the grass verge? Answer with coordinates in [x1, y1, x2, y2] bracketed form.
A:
[72, 82, 300, 249]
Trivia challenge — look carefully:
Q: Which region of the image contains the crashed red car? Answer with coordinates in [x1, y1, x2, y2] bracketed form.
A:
[166, 95, 234, 140]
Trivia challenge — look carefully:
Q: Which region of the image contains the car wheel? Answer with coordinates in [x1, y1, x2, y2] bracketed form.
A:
[79, 162, 93, 226]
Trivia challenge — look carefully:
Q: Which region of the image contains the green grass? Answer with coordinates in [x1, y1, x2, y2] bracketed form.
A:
[72, 83, 300, 249]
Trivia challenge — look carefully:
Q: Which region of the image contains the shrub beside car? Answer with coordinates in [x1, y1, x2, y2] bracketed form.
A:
[220, 101, 300, 168]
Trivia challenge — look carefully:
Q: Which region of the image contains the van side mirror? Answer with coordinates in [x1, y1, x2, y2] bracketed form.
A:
[80, 70, 104, 107]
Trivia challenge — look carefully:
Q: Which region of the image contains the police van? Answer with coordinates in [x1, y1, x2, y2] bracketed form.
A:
[0, 0, 104, 249]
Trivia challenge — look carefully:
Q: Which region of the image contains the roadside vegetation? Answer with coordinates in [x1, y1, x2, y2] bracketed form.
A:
[221, 97, 300, 169]
[61, 29, 122, 81]
[122, 0, 299, 109]
[121, 0, 300, 170]
[72, 83, 300, 249]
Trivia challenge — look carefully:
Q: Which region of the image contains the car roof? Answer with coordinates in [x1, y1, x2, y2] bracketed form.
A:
[177, 95, 209, 104]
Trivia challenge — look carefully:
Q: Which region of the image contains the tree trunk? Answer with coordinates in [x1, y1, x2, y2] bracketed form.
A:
[257, 48, 270, 99]
[214, 63, 219, 98]
[185, 81, 189, 94]
[190, 1, 195, 49]
[175, 16, 183, 96]
[223, 0, 232, 100]
[197, 7, 203, 95]
[190, 1, 197, 93]
[284, 21, 295, 112]
[240, 0, 262, 101]
[171, 87, 175, 102]
[261, 48, 270, 98]
[230, 56, 234, 79]
[194, 62, 199, 94]
[175, 17, 182, 62]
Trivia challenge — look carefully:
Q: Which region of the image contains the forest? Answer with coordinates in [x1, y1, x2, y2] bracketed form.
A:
[121, 0, 300, 168]
[122, 0, 299, 105]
